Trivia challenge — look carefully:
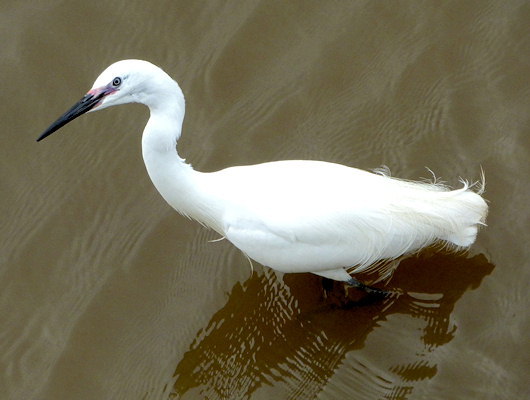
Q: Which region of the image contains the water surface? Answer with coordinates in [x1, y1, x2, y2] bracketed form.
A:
[1, 1, 529, 399]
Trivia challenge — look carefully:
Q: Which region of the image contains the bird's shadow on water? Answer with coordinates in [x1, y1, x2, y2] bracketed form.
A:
[169, 250, 494, 399]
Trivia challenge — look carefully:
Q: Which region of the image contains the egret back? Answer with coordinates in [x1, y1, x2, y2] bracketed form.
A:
[209, 161, 487, 276]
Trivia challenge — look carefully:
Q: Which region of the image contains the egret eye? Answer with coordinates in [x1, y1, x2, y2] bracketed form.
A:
[112, 77, 122, 87]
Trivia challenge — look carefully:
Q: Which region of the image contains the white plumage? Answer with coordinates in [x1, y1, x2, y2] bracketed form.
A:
[38, 60, 488, 288]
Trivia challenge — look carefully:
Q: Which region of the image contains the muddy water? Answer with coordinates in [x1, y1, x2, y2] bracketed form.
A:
[1, 1, 529, 399]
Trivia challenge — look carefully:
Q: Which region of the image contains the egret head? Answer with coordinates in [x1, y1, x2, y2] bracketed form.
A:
[37, 59, 175, 142]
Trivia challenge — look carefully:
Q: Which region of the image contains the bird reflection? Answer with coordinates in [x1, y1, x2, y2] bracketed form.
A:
[171, 250, 493, 399]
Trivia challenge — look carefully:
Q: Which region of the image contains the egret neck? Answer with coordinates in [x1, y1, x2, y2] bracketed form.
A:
[141, 79, 222, 232]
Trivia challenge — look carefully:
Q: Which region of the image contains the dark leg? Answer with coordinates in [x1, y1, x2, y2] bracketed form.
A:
[347, 277, 390, 297]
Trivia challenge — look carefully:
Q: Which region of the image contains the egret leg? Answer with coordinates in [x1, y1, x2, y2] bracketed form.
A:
[315, 269, 390, 296]
[347, 277, 389, 296]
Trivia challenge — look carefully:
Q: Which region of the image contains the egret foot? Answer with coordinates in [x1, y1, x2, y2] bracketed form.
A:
[347, 277, 389, 297]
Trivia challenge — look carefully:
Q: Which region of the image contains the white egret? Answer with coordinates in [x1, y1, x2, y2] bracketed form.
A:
[37, 60, 488, 294]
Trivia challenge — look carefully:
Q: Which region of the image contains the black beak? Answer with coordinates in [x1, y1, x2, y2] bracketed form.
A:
[36, 90, 108, 142]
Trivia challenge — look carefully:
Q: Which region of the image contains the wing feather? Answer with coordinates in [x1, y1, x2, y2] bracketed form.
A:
[209, 160, 485, 276]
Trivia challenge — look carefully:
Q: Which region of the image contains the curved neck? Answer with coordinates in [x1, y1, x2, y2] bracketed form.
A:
[142, 79, 185, 154]
[140, 82, 222, 232]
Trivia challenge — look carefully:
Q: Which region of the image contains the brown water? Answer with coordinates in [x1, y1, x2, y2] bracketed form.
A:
[1, 1, 529, 399]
